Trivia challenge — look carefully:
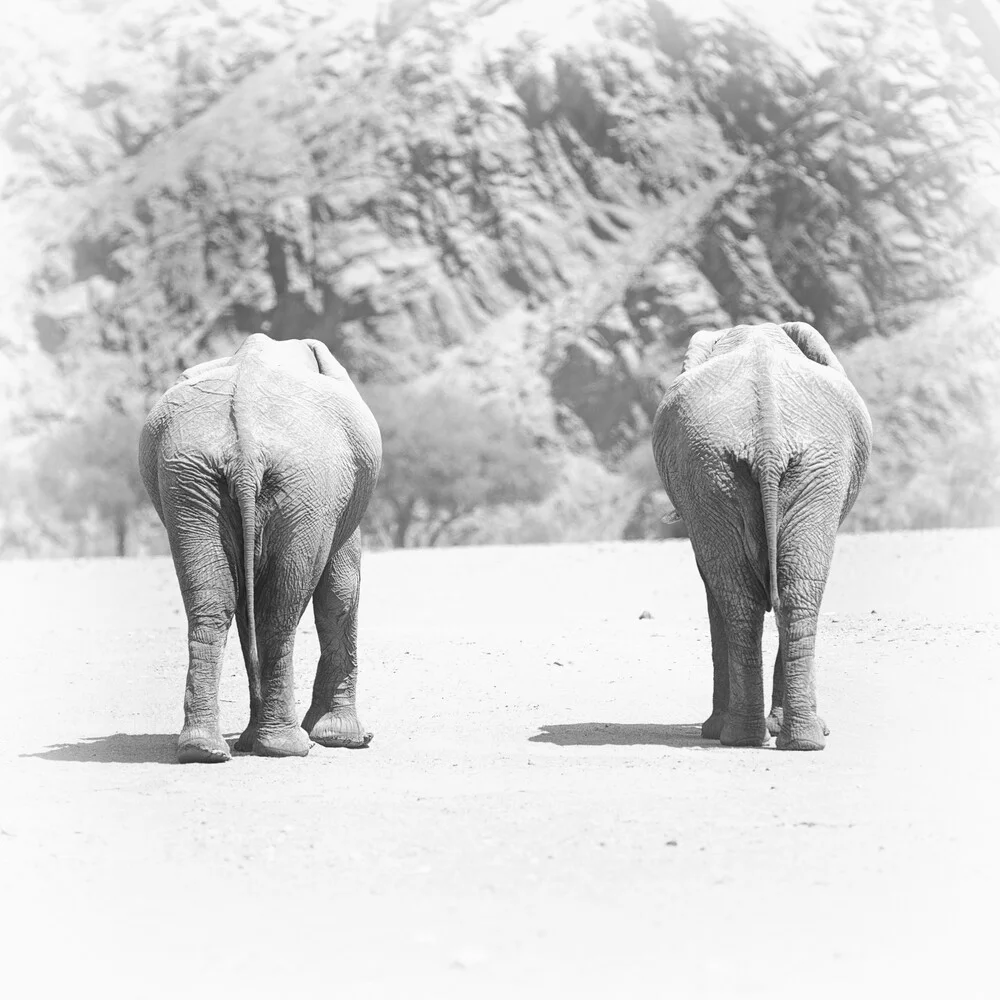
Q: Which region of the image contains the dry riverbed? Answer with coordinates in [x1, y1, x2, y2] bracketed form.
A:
[1, 531, 997, 997]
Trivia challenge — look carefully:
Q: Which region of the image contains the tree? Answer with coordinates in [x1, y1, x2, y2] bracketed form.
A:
[35, 408, 150, 557]
[618, 436, 688, 541]
[363, 382, 556, 547]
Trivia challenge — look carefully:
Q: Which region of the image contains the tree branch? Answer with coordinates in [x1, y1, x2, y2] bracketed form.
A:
[427, 508, 468, 546]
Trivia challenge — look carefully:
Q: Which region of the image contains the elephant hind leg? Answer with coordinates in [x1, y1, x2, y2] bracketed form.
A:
[690, 528, 768, 746]
[177, 607, 234, 763]
[303, 529, 372, 749]
[772, 508, 840, 750]
[159, 479, 239, 764]
[766, 649, 829, 738]
[773, 604, 826, 751]
[232, 595, 261, 754]
[250, 627, 313, 757]
[766, 648, 783, 737]
[701, 559, 767, 746]
[699, 564, 768, 748]
[171, 539, 237, 765]
[719, 602, 768, 747]
[245, 532, 318, 758]
[697, 564, 729, 741]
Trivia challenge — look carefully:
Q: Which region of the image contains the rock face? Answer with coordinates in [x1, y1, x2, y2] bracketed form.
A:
[1, 0, 340, 197]
[3, 0, 1000, 553]
[842, 266, 1000, 532]
[549, 251, 730, 453]
[35, 0, 737, 394]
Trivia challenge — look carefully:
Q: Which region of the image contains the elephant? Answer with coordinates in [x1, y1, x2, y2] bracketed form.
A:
[139, 333, 382, 763]
[652, 322, 872, 750]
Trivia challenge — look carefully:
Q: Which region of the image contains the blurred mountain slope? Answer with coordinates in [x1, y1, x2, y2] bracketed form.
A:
[843, 264, 1000, 531]
[2, 0, 999, 555]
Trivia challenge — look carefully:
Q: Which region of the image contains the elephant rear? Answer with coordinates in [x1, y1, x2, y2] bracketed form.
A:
[651, 323, 871, 751]
[140, 342, 381, 609]
[138, 334, 382, 763]
[652, 325, 871, 611]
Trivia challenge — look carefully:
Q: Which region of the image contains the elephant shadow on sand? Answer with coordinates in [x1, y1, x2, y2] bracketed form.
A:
[31, 725, 717, 760]
[24, 733, 244, 765]
[529, 723, 707, 748]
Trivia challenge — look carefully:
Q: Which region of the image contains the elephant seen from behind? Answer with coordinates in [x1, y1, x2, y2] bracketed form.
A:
[140, 333, 382, 763]
[652, 322, 872, 750]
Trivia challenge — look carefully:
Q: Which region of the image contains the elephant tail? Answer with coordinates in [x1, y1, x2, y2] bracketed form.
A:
[758, 460, 781, 614]
[234, 464, 261, 704]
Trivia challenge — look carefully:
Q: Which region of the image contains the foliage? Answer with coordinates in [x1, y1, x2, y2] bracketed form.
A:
[446, 453, 649, 546]
[0, 462, 60, 558]
[843, 273, 1000, 531]
[362, 382, 557, 547]
[615, 437, 685, 540]
[32, 409, 151, 557]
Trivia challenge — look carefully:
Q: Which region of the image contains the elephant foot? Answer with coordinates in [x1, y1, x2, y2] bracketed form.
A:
[306, 710, 373, 749]
[766, 710, 782, 738]
[776, 715, 826, 751]
[233, 725, 256, 753]
[720, 713, 768, 748]
[177, 727, 231, 764]
[701, 712, 725, 741]
[767, 708, 829, 739]
[253, 725, 313, 758]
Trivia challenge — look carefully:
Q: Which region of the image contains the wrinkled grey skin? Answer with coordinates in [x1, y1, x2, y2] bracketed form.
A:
[139, 333, 382, 763]
[652, 323, 872, 750]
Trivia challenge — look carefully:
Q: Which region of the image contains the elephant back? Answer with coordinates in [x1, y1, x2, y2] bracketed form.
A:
[653, 324, 872, 500]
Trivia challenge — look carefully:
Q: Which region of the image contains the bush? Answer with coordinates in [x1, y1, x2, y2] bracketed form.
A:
[843, 274, 1000, 531]
[32, 408, 151, 557]
[362, 382, 557, 547]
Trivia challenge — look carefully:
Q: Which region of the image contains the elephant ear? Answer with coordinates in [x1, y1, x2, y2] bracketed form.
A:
[302, 339, 350, 380]
[681, 329, 727, 372]
[177, 356, 233, 382]
[781, 322, 846, 376]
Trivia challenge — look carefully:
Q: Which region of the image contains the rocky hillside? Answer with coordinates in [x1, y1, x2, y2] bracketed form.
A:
[2, 0, 999, 555]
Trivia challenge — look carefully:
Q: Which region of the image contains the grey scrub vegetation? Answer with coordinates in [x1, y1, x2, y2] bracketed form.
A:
[139, 334, 382, 763]
[652, 323, 872, 750]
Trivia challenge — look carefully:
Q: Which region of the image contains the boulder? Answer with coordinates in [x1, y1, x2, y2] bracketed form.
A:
[625, 252, 731, 344]
[699, 224, 805, 326]
[549, 338, 642, 451]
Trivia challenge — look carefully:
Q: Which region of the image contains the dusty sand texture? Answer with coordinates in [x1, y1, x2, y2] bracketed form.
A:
[1, 530, 997, 997]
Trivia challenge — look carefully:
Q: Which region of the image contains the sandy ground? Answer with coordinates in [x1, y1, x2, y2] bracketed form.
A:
[1, 530, 998, 998]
